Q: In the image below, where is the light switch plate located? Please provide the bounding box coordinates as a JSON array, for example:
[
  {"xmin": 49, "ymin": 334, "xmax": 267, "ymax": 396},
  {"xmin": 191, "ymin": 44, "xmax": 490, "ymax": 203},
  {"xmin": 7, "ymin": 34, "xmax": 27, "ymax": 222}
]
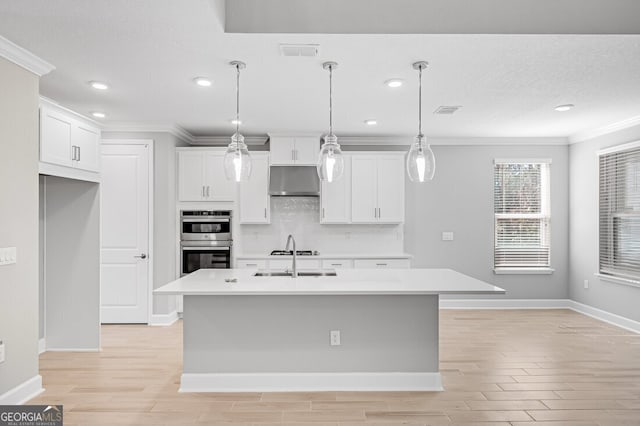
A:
[
  {"xmin": 442, "ymin": 232, "xmax": 454, "ymax": 241},
  {"xmin": 0, "ymin": 247, "xmax": 17, "ymax": 266}
]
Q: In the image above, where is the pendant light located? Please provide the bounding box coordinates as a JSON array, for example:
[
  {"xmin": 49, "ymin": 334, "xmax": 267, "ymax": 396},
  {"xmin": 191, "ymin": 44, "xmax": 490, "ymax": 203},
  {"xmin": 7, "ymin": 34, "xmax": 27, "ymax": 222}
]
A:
[
  {"xmin": 223, "ymin": 60, "xmax": 251, "ymax": 182},
  {"xmin": 317, "ymin": 61, "xmax": 344, "ymax": 183},
  {"xmin": 406, "ymin": 61, "xmax": 435, "ymax": 182}
]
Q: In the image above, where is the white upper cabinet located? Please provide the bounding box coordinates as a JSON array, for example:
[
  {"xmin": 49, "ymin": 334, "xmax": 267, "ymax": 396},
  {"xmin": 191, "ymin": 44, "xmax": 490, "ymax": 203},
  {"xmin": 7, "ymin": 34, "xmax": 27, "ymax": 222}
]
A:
[
  {"xmin": 178, "ymin": 151, "xmax": 206, "ymax": 201},
  {"xmin": 177, "ymin": 149, "xmax": 236, "ymax": 202},
  {"xmin": 239, "ymin": 152, "xmax": 270, "ymax": 224},
  {"xmin": 269, "ymin": 135, "xmax": 319, "ymax": 165},
  {"xmin": 40, "ymin": 103, "xmax": 101, "ymax": 173},
  {"xmin": 351, "ymin": 153, "xmax": 405, "ymax": 224},
  {"xmin": 376, "ymin": 156, "xmax": 405, "ymax": 223},
  {"xmin": 351, "ymin": 155, "xmax": 379, "ymax": 223},
  {"xmin": 204, "ymin": 152, "xmax": 236, "ymax": 201},
  {"xmin": 321, "ymin": 155, "xmax": 352, "ymax": 223}
]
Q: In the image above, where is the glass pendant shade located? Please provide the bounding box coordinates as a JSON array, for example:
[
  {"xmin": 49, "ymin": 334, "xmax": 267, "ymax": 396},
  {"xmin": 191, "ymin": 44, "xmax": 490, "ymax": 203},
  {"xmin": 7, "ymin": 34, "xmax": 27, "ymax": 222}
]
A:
[
  {"xmin": 317, "ymin": 134, "xmax": 344, "ymax": 183},
  {"xmin": 406, "ymin": 135, "xmax": 435, "ymax": 182},
  {"xmin": 224, "ymin": 133, "xmax": 251, "ymax": 182}
]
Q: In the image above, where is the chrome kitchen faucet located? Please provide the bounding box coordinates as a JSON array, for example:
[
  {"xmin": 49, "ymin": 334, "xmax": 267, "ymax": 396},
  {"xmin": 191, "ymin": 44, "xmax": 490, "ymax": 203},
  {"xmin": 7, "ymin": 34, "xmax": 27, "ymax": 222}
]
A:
[{"xmin": 285, "ymin": 234, "xmax": 297, "ymax": 278}]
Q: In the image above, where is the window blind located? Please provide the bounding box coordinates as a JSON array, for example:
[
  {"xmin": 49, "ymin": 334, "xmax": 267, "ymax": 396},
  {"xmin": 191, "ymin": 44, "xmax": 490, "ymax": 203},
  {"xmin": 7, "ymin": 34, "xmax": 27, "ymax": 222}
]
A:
[
  {"xmin": 599, "ymin": 143, "xmax": 640, "ymax": 281},
  {"xmin": 494, "ymin": 161, "xmax": 550, "ymax": 269}
]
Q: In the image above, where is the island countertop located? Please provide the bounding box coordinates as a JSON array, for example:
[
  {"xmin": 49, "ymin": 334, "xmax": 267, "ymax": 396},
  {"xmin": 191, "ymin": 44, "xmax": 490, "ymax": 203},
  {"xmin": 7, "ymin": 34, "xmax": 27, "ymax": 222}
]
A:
[{"xmin": 154, "ymin": 268, "xmax": 505, "ymax": 296}]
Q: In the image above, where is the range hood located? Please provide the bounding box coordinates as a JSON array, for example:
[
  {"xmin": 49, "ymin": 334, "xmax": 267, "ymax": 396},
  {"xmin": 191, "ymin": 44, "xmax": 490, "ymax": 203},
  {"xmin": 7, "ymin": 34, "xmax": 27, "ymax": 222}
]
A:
[{"xmin": 269, "ymin": 166, "xmax": 319, "ymax": 197}]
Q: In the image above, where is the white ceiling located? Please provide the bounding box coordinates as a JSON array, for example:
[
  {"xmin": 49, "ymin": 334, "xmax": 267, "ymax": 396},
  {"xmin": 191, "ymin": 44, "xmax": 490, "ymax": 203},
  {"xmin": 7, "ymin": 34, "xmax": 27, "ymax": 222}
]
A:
[{"xmin": 1, "ymin": 0, "xmax": 640, "ymax": 141}]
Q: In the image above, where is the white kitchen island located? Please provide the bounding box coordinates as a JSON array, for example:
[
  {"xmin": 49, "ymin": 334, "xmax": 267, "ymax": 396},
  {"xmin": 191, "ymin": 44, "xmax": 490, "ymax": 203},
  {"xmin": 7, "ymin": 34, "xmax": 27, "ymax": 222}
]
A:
[{"xmin": 155, "ymin": 268, "xmax": 504, "ymax": 393}]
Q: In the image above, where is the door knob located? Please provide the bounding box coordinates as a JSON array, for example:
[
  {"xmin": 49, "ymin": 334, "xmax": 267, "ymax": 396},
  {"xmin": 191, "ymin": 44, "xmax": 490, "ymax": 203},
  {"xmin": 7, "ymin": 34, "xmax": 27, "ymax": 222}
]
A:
[{"xmin": 134, "ymin": 253, "xmax": 147, "ymax": 259}]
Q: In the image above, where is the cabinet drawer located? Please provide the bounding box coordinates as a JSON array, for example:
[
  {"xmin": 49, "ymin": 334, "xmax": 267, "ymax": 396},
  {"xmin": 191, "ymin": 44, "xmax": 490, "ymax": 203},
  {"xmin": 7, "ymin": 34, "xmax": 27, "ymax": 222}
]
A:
[
  {"xmin": 236, "ymin": 259, "xmax": 267, "ymax": 269},
  {"xmin": 353, "ymin": 258, "xmax": 410, "ymax": 269},
  {"xmin": 268, "ymin": 259, "xmax": 321, "ymax": 270},
  {"xmin": 322, "ymin": 259, "xmax": 353, "ymax": 269}
]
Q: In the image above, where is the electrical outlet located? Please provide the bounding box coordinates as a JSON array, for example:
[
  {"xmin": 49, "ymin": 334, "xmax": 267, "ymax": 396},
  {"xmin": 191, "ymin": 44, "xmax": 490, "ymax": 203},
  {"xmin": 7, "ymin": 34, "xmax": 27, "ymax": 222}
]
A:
[
  {"xmin": 330, "ymin": 330, "xmax": 341, "ymax": 346},
  {"xmin": 0, "ymin": 340, "xmax": 5, "ymax": 364},
  {"xmin": 0, "ymin": 247, "xmax": 17, "ymax": 266},
  {"xmin": 584, "ymin": 279, "xmax": 589, "ymax": 289},
  {"xmin": 442, "ymin": 232, "xmax": 454, "ymax": 241}
]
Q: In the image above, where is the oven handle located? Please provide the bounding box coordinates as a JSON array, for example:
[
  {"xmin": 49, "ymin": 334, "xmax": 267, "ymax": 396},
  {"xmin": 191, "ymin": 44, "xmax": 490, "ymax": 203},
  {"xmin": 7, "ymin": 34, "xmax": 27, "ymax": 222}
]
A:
[
  {"xmin": 182, "ymin": 218, "xmax": 230, "ymax": 223},
  {"xmin": 181, "ymin": 246, "xmax": 231, "ymax": 251}
]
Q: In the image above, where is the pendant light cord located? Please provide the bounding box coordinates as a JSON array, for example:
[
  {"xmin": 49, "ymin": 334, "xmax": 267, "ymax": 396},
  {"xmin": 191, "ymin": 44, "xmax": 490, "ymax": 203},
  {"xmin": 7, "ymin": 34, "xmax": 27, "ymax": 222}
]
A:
[
  {"xmin": 418, "ymin": 65, "xmax": 423, "ymax": 138},
  {"xmin": 329, "ymin": 65, "xmax": 333, "ymax": 136},
  {"xmin": 235, "ymin": 63, "xmax": 240, "ymax": 136}
]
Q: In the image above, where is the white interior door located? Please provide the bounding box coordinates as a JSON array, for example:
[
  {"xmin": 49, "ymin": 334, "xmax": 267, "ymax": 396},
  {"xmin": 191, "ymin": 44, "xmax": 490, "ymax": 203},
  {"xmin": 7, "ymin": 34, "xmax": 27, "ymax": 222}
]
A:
[{"xmin": 100, "ymin": 143, "xmax": 150, "ymax": 323}]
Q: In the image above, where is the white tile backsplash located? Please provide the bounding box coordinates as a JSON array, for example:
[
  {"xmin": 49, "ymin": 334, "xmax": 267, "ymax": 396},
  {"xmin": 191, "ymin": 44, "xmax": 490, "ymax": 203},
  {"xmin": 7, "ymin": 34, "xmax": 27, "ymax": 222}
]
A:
[{"xmin": 238, "ymin": 197, "xmax": 403, "ymax": 255}]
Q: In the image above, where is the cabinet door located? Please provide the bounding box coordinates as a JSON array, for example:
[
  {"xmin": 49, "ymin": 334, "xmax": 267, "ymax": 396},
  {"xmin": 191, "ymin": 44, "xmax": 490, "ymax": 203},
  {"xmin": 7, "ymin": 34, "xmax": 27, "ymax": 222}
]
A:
[
  {"xmin": 376, "ymin": 156, "xmax": 405, "ymax": 223},
  {"xmin": 239, "ymin": 154, "xmax": 270, "ymax": 224},
  {"xmin": 40, "ymin": 106, "xmax": 73, "ymax": 167},
  {"xmin": 178, "ymin": 151, "xmax": 205, "ymax": 201},
  {"xmin": 353, "ymin": 258, "xmax": 410, "ymax": 269},
  {"xmin": 269, "ymin": 137, "xmax": 295, "ymax": 165},
  {"xmin": 204, "ymin": 152, "xmax": 236, "ymax": 201},
  {"xmin": 294, "ymin": 137, "xmax": 319, "ymax": 165},
  {"xmin": 351, "ymin": 156, "xmax": 378, "ymax": 223},
  {"xmin": 321, "ymin": 155, "xmax": 351, "ymax": 223},
  {"xmin": 73, "ymin": 123, "xmax": 101, "ymax": 172}
]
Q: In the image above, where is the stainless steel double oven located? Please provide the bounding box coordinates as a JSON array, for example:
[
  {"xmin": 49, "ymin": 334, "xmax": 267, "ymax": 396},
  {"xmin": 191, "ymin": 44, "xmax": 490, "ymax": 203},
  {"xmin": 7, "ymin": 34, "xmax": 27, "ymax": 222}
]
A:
[{"xmin": 180, "ymin": 210, "xmax": 232, "ymax": 276}]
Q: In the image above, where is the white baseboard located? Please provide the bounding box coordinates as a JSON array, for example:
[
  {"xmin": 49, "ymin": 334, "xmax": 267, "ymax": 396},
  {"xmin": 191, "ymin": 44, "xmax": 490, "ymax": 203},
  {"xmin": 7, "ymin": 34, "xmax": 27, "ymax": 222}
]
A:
[
  {"xmin": 149, "ymin": 310, "xmax": 179, "ymax": 326},
  {"xmin": 568, "ymin": 300, "xmax": 640, "ymax": 334},
  {"xmin": 38, "ymin": 338, "xmax": 46, "ymax": 354},
  {"xmin": 440, "ymin": 298, "xmax": 640, "ymax": 334},
  {"xmin": 0, "ymin": 375, "xmax": 44, "ymax": 405},
  {"xmin": 440, "ymin": 298, "xmax": 571, "ymax": 309},
  {"xmin": 180, "ymin": 372, "xmax": 443, "ymax": 393}
]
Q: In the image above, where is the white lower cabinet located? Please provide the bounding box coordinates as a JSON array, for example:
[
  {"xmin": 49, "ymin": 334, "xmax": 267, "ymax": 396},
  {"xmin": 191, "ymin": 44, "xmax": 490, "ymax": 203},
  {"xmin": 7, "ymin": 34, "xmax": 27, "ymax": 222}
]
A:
[
  {"xmin": 236, "ymin": 259, "xmax": 267, "ymax": 269},
  {"xmin": 353, "ymin": 258, "xmax": 411, "ymax": 269},
  {"xmin": 322, "ymin": 259, "xmax": 353, "ymax": 269},
  {"xmin": 268, "ymin": 259, "xmax": 321, "ymax": 270}
]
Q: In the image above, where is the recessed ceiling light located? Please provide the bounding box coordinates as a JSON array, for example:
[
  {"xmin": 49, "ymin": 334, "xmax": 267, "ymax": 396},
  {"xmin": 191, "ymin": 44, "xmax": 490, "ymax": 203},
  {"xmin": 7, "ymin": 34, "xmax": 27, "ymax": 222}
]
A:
[
  {"xmin": 385, "ymin": 79, "xmax": 404, "ymax": 88},
  {"xmin": 554, "ymin": 104, "xmax": 574, "ymax": 112},
  {"xmin": 230, "ymin": 119, "xmax": 242, "ymax": 125},
  {"xmin": 91, "ymin": 112, "xmax": 106, "ymax": 118},
  {"xmin": 194, "ymin": 77, "xmax": 212, "ymax": 87},
  {"xmin": 364, "ymin": 119, "xmax": 378, "ymax": 125},
  {"xmin": 89, "ymin": 81, "xmax": 109, "ymax": 90}
]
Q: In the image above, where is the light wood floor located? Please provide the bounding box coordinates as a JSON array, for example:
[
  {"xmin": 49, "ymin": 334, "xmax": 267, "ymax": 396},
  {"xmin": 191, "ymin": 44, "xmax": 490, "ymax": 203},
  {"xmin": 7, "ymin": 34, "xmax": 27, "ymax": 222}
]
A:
[{"xmin": 30, "ymin": 309, "xmax": 640, "ymax": 425}]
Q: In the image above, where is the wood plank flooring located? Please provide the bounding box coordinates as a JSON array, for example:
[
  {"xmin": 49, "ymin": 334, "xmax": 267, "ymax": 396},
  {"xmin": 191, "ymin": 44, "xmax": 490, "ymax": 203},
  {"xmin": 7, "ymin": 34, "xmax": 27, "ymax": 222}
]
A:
[{"xmin": 29, "ymin": 309, "xmax": 640, "ymax": 425}]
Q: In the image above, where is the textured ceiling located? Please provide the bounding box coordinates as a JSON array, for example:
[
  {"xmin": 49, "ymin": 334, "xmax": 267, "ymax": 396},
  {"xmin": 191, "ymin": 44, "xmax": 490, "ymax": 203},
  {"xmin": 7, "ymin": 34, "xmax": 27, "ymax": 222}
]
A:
[{"xmin": 1, "ymin": 0, "xmax": 639, "ymax": 140}]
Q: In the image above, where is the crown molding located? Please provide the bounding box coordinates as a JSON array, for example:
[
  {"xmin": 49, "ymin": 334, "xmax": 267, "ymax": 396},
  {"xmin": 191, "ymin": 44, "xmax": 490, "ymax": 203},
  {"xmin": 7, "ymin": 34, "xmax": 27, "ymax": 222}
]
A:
[
  {"xmin": 0, "ymin": 35, "xmax": 55, "ymax": 77},
  {"xmin": 191, "ymin": 135, "xmax": 269, "ymax": 146},
  {"xmin": 39, "ymin": 96, "xmax": 102, "ymax": 127},
  {"xmin": 102, "ymin": 122, "xmax": 194, "ymax": 144},
  {"xmin": 337, "ymin": 136, "xmax": 569, "ymax": 146},
  {"xmin": 569, "ymin": 115, "xmax": 640, "ymax": 144}
]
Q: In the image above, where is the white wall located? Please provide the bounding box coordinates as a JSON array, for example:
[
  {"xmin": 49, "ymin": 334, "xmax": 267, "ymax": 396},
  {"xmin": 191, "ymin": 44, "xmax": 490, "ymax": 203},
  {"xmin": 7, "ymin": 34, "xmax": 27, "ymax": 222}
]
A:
[
  {"xmin": 102, "ymin": 131, "xmax": 188, "ymax": 316},
  {"xmin": 405, "ymin": 144, "xmax": 570, "ymax": 299},
  {"xmin": 569, "ymin": 125, "xmax": 640, "ymax": 322},
  {"xmin": 0, "ymin": 57, "xmax": 40, "ymax": 395},
  {"xmin": 239, "ymin": 197, "xmax": 404, "ymax": 255},
  {"xmin": 43, "ymin": 176, "xmax": 100, "ymax": 350}
]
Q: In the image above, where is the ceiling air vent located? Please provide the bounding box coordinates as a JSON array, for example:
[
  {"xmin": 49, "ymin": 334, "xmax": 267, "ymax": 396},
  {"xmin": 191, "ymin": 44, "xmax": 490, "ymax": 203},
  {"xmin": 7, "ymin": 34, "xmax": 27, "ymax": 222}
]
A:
[
  {"xmin": 434, "ymin": 106, "xmax": 462, "ymax": 115},
  {"xmin": 279, "ymin": 43, "xmax": 320, "ymax": 57}
]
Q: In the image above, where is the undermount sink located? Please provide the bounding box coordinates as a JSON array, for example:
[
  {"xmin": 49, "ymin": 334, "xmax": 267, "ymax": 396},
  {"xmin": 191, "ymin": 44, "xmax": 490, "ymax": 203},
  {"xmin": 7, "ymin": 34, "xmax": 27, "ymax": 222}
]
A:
[{"xmin": 253, "ymin": 269, "xmax": 337, "ymax": 277}]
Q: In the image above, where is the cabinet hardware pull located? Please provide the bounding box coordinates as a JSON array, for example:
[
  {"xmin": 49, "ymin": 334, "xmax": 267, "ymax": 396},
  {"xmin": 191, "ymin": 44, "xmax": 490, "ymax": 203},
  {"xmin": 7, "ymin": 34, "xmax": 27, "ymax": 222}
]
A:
[
  {"xmin": 376, "ymin": 263, "xmax": 387, "ymax": 266},
  {"xmin": 322, "ymin": 207, "xmax": 325, "ymax": 218},
  {"xmin": 264, "ymin": 208, "xmax": 267, "ymax": 218},
  {"xmin": 134, "ymin": 253, "xmax": 147, "ymax": 259},
  {"xmin": 331, "ymin": 263, "xmax": 341, "ymax": 266},
  {"xmin": 206, "ymin": 186, "xmax": 210, "ymax": 197},
  {"xmin": 77, "ymin": 146, "xmax": 81, "ymax": 161},
  {"xmin": 291, "ymin": 150, "xmax": 294, "ymax": 161},
  {"xmin": 202, "ymin": 186, "xmax": 205, "ymax": 197}
]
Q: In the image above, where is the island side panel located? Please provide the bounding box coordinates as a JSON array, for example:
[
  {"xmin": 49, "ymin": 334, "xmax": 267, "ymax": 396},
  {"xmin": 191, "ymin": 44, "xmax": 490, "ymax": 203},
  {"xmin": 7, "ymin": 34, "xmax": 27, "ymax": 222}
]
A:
[{"xmin": 183, "ymin": 294, "xmax": 439, "ymax": 374}]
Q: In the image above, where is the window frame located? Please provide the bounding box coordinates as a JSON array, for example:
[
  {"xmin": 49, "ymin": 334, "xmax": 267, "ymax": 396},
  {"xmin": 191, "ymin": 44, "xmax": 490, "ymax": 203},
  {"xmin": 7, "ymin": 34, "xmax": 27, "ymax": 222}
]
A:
[
  {"xmin": 596, "ymin": 140, "xmax": 640, "ymax": 287},
  {"xmin": 493, "ymin": 158, "xmax": 554, "ymax": 275}
]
